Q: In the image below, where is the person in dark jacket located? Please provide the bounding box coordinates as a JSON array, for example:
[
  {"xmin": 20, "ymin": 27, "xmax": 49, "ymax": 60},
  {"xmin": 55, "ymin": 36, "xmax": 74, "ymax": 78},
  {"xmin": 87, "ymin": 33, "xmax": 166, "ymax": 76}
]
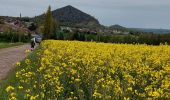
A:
[{"xmin": 31, "ymin": 37, "xmax": 36, "ymax": 51}]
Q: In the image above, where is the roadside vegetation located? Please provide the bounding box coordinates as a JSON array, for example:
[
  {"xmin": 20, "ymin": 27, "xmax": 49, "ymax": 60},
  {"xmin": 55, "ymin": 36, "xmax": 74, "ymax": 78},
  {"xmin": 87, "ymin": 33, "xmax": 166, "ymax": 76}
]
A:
[
  {"xmin": 0, "ymin": 48, "xmax": 38, "ymax": 100},
  {"xmin": 0, "ymin": 42, "xmax": 24, "ymax": 49},
  {"xmin": 0, "ymin": 32, "xmax": 31, "ymax": 43}
]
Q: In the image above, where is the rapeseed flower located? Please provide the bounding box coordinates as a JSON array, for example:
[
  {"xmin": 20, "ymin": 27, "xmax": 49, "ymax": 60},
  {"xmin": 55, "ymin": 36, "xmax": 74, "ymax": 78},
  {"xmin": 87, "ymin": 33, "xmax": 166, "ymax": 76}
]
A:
[{"xmin": 5, "ymin": 40, "xmax": 170, "ymax": 99}]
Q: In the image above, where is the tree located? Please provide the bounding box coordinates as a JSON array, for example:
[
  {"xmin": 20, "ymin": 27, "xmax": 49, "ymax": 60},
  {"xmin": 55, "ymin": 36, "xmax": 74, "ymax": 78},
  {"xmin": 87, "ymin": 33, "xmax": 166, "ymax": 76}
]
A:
[
  {"xmin": 79, "ymin": 33, "xmax": 85, "ymax": 41},
  {"xmin": 73, "ymin": 33, "xmax": 79, "ymax": 40},
  {"xmin": 43, "ymin": 6, "xmax": 57, "ymax": 40},
  {"xmin": 28, "ymin": 23, "xmax": 37, "ymax": 31},
  {"xmin": 58, "ymin": 32, "xmax": 64, "ymax": 40}
]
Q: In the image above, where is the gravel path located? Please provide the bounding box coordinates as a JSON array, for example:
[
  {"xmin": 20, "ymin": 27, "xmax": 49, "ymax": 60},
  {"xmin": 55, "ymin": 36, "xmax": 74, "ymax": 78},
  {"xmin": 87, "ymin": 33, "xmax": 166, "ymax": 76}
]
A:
[{"xmin": 0, "ymin": 44, "xmax": 30, "ymax": 81}]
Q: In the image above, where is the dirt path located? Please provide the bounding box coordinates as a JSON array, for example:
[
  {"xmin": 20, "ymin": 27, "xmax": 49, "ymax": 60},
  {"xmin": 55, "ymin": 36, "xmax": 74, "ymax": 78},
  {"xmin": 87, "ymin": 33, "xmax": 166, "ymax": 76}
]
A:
[{"xmin": 0, "ymin": 44, "xmax": 30, "ymax": 81}]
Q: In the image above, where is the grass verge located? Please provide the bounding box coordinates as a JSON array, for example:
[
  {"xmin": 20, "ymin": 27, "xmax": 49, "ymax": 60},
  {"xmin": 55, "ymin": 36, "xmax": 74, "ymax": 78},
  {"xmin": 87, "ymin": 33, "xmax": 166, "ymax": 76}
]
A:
[
  {"xmin": 0, "ymin": 48, "xmax": 39, "ymax": 99},
  {"xmin": 0, "ymin": 42, "xmax": 25, "ymax": 49}
]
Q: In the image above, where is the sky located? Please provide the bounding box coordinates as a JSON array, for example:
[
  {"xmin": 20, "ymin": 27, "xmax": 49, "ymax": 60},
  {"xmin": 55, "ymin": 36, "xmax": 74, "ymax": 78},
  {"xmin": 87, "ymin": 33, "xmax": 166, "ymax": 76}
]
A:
[{"xmin": 0, "ymin": 0, "xmax": 170, "ymax": 29}]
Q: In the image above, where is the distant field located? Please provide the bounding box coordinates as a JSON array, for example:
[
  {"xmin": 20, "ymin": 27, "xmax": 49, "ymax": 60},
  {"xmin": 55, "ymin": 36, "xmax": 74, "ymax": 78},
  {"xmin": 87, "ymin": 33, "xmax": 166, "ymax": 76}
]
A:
[
  {"xmin": 0, "ymin": 43, "xmax": 24, "ymax": 49},
  {"xmin": 0, "ymin": 40, "xmax": 170, "ymax": 99}
]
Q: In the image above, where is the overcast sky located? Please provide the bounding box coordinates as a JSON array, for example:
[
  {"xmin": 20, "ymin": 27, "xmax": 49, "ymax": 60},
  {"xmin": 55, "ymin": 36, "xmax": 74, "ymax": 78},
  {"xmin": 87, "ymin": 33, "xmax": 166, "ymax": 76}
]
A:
[{"xmin": 0, "ymin": 0, "xmax": 170, "ymax": 29}]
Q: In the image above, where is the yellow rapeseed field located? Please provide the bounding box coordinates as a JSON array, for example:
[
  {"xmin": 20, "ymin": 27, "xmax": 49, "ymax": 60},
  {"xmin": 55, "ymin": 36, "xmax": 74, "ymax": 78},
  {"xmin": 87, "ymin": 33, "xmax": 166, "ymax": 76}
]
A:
[{"xmin": 5, "ymin": 40, "xmax": 170, "ymax": 99}]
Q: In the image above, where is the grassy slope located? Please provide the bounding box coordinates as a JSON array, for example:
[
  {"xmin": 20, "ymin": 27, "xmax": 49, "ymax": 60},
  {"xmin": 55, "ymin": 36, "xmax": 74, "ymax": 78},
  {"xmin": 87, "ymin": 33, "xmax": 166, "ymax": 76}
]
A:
[{"xmin": 0, "ymin": 43, "xmax": 24, "ymax": 49}]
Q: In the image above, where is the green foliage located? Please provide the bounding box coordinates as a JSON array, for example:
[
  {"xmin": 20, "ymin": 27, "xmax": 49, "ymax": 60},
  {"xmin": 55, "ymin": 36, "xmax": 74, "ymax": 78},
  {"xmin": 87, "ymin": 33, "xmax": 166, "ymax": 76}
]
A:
[
  {"xmin": 20, "ymin": 17, "xmax": 30, "ymax": 22},
  {"xmin": 53, "ymin": 31, "xmax": 170, "ymax": 45},
  {"xmin": 0, "ymin": 43, "xmax": 24, "ymax": 49},
  {"xmin": 0, "ymin": 49, "xmax": 39, "ymax": 99},
  {"xmin": 0, "ymin": 20, "xmax": 4, "ymax": 24},
  {"xmin": 0, "ymin": 32, "xmax": 31, "ymax": 43},
  {"xmin": 28, "ymin": 23, "xmax": 37, "ymax": 31},
  {"xmin": 43, "ymin": 6, "xmax": 57, "ymax": 40}
]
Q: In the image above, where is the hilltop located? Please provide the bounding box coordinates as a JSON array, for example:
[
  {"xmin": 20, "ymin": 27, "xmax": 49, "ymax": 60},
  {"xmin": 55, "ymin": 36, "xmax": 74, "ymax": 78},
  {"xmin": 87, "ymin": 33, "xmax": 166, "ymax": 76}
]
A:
[{"xmin": 36, "ymin": 5, "xmax": 100, "ymax": 28}]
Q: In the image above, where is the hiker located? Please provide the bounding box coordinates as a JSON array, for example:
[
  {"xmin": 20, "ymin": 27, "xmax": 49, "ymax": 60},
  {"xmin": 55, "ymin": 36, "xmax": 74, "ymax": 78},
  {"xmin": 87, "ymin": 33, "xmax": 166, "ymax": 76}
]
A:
[{"xmin": 31, "ymin": 37, "xmax": 36, "ymax": 51}]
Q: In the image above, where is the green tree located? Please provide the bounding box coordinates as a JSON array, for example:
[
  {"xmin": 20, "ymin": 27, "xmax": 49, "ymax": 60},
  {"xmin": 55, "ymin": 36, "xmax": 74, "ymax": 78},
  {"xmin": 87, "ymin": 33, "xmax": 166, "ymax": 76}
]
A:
[
  {"xmin": 79, "ymin": 33, "xmax": 85, "ymax": 41},
  {"xmin": 43, "ymin": 6, "xmax": 57, "ymax": 40},
  {"xmin": 73, "ymin": 33, "xmax": 79, "ymax": 40}
]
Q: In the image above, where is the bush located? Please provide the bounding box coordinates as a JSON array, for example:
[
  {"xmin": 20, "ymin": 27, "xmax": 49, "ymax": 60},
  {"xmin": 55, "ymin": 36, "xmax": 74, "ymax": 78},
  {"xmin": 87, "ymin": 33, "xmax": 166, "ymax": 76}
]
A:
[
  {"xmin": 0, "ymin": 32, "xmax": 31, "ymax": 43},
  {"xmin": 0, "ymin": 19, "xmax": 4, "ymax": 24},
  {"xmin": 53, "ymin": 31, "xmax": 170, "ymax": 45}
]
